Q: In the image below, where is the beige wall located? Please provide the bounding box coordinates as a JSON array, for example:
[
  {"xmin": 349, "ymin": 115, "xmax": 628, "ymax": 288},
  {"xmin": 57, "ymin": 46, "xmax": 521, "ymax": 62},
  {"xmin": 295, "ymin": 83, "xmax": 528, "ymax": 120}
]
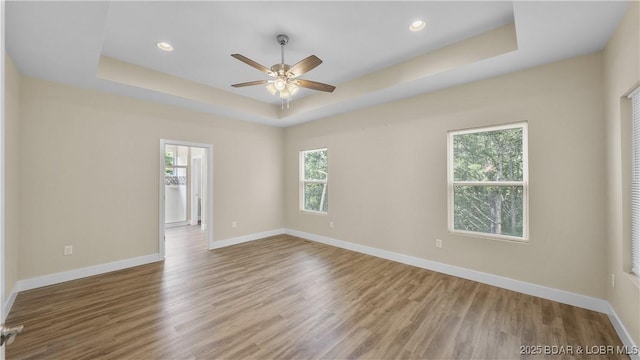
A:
[
  {"xmin": 18, "ymin": 77, "xmax": 284, "ymax": 279},
  {"xmin": 5, "ymin": 54, "xmax": 20, "ymax": 298},
  {"xmin": 604, "ymin": 1, "xmax": 640, "ymax": 346},
  {"xmin": 285, "ymin": 53, "xmax": 607, "ymax": 299}
]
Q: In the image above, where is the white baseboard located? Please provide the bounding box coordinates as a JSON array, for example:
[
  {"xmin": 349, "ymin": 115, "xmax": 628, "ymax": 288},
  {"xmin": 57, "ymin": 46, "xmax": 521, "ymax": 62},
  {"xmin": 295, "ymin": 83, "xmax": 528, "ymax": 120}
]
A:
[
  {"xmin": 14, "ymin": 253, "xmax": 164, "ymax": 294},
  {"xmin": 284, "ymin": 228, "xmax": 640, "ymax": 352},
  {"xmin": 607, "ymin": 304, "xmax": 640, "ymax": 360},
  {"xmin": 3, "ymin": 287, "xmax": 18, "ymax": 322},
  {"xmin": 210, "ymin": 228, "xmax": 285, "ymax": 249},
  {"xmin": 285, "ymin": 229, "xmax": 610, "ymax": 314}
]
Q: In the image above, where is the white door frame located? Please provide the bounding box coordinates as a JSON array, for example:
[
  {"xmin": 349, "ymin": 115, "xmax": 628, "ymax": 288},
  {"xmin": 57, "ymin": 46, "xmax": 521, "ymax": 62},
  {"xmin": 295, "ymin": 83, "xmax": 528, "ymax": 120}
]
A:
[
  {"xmin": 159, "ymin": 140, "xmax": 214, "ymax": 257},
  {"xmin": 190, "ymin": 156, "xmax": 202, "ymax": 226},
  {"xmin": 1, "ymin": 0, "xmax": 7, "ymax": 358},
  {"xmin": 1, "ymin": 0, "xmax": 7, "ymax": 357}
]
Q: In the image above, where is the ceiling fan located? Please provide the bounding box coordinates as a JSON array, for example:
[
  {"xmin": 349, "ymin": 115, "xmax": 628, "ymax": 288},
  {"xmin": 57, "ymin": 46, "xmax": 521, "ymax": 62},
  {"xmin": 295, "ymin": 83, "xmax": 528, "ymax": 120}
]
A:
[{"xmin": 231, "ymin": 34, "xmax": 336, "ymax": 107}]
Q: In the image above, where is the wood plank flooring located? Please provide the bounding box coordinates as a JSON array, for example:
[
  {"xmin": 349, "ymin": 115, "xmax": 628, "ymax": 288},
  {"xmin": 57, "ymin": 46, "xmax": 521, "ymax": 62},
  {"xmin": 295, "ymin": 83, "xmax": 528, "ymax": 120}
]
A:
[{"xmin": 6, "ymin": 226, "xmax": 626, "ymax": 359}]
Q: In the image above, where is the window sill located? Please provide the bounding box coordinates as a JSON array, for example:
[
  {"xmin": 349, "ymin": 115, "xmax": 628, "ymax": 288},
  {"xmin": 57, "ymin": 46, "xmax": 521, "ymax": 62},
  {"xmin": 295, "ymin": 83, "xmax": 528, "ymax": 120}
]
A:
[
  {"xmin": 300, "ymin": 210, "xmax": 328, "ymax": 216},
  {"xmin": 449, "ymin": 229, "xmax": 529, "ymax": 243}
]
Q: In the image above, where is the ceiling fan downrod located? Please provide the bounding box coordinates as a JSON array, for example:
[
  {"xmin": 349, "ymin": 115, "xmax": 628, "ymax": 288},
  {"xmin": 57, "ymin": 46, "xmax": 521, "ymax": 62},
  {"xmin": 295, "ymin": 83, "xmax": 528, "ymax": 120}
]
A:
[
  {"xmin": 276, "ymin": 34, "xmax": 290, "ymax": 109},
  {"xmin": 277, "ymin": 34, "xmax": 289, "ymax": 66}
]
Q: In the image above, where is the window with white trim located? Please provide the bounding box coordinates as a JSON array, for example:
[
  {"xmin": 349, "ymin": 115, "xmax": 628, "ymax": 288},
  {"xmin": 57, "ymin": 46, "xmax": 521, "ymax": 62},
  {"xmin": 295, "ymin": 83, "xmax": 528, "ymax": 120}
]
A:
[
  {"xmin": 448, "ymin": 122, "xmax": 528, "ymax": 241},
  {"xmin": 630, "ymin": 87, "xmax": 640, "ymax": 276},
  {"xmin": 300, "ymin": 148, "xmax": 328, "ymax": 214}
]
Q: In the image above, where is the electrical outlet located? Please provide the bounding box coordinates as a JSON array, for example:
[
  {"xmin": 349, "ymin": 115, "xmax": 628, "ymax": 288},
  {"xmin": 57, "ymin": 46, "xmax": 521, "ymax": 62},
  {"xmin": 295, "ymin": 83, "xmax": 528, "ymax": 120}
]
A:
[
  {"xmin": 611, "ymin": 273, "xmax": 615, "ymax": 288},
  {"xmin": 435, "ymin": 239, "xmax": 442, "ymax": 248},
  {"xmin": 64, "ymin": 245, "xmax": 73, "ymax": 256},
  {"xmin": 231, "ymin": 221, "xmax": 237, "ymax": 228},
  {"xmin": 329, "ymin": 221, "xmax": 334, "ymax": 228}
]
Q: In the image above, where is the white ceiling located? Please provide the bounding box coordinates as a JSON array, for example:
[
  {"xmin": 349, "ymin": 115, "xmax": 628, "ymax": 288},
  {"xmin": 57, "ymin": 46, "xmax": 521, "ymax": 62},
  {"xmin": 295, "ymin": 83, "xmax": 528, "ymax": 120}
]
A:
[{"xmin": 5, "ymin": 1, "xmax": 629, "ymax": 127}]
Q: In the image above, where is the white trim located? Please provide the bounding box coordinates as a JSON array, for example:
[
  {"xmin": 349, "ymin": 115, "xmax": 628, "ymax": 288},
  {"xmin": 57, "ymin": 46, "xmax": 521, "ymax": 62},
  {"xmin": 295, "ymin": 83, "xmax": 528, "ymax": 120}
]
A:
[
  {"xmin": 299, "ymin": 148, "xmax": 328, "ymax": 214},
  {"xmin": 210, "ymin": 228, "xmax": 285, "ymax": 249},
  {"xmin": 165, "ymin": 221, "xmax": 189, "ymax": 228},
  {"xmin": 607, "ymin": 304, "xmax": 640, "ymax": 360},
  {"xmin": 447, "ymin": 121, "xmax": 529, "ymax": 241},
  {"xmin": 1, "ymin": 2, "xmax": 6, "ymax": 349},
  {"xmin": 158, "ymin": 140, "xmax": 166, "ymax": 257},
  {"xmin": 13, "ymin": 253, "xmax": 163, "ymax": 293},
  {"xmin": 2, "ymin": 287, "xmax": 16, "ymax": 323},
  {"xmin": 190, "ymin": 156, "xmax": 203, "ymax": 226},
  {"xmin": 452, "ymin": 181, "xmax": 525, "ymax": 187},
  {"xmin": 285, "ymin": 229, "xmax": 609, "ymax": 313},
  {"xmin": 286, "ymin": 229, "xmax": 639, "ymax": 352}
]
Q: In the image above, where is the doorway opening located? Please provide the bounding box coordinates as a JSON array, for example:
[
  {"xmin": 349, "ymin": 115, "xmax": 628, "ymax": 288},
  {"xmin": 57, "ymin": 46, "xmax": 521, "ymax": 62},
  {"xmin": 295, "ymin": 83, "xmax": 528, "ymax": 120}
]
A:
[{"xmin": 159, "ymin": 140, "xmax": 213, "ymax": 257}]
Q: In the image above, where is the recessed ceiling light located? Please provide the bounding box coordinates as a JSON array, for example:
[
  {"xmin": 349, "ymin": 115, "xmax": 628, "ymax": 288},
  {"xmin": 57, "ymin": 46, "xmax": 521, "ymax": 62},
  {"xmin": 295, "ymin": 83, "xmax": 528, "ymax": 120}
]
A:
[
  {"xmin": 156, "ymin": 42, "xmax": 174, "ymax": 52},
  {"xmin": 409, "ymin": 20, "xmax": 426, "ymax": 32}
]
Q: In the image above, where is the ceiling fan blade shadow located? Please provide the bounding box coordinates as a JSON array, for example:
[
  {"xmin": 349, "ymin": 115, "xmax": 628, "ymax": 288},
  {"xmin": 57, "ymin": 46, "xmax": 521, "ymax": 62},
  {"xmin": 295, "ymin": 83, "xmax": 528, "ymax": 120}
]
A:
[
  {"xmin": 231, "ymin": 54, "xmax": 273, "ymax": 76},
  {"xmin": 287, "ymin": 55, "xmax": 322, "ymax": 78},
  {"xmin": 296, "ymin": 79, "xmax": 336, "ymax": 92},
  {"xmin": 231, "ymin": 80, "xmax": 269, "ymax": 87}
]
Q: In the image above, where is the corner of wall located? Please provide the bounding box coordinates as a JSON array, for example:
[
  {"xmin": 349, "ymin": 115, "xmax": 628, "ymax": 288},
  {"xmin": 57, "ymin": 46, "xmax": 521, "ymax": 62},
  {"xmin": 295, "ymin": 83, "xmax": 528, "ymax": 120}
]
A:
[
  {"xmin": 603, "ymin": 0, "xmax": 640, "ymax": 347},
  {"xmin": 4, "ymin": 52, "xmax": 21, "ymax": 316}
]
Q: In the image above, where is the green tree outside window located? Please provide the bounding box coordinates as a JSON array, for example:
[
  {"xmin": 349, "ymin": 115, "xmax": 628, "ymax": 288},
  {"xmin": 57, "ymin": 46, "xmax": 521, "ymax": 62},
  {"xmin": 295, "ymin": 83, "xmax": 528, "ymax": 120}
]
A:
[
  {"xmin": 448, "ymin": 123, "xmax": 528, "ymax": 240},
  {"xmin": 301, "ymin": 149, "xmax": 328, "ymax": 213}
]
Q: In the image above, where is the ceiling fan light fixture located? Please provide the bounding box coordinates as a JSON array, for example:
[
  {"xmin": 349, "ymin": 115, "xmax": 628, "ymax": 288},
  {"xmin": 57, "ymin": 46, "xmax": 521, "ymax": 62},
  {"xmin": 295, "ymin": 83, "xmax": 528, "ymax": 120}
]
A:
[
  {"xmin": 266, "ymin": 81, "xmax": 298, "ymax": 99},
  {"xmin": 409, "ymin": 20, "xmax": 426, "ymax": 32},
  {"xmin": 274, "ymin": 78, "xmax": 287, "ymax": 91},
  {"xmin": 286, "ymin": 83, "xmax": 299, "ymax": 96},
  {"xmin": 266, "ymin": 83, "xmax": 278, "ymax": 96}
]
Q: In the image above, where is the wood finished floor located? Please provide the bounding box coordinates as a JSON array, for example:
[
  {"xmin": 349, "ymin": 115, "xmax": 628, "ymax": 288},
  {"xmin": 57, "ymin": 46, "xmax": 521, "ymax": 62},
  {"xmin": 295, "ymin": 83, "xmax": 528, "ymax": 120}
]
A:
[{"xmin": 6, "ymin": 226, "xmax": 626, "ymax": 359}]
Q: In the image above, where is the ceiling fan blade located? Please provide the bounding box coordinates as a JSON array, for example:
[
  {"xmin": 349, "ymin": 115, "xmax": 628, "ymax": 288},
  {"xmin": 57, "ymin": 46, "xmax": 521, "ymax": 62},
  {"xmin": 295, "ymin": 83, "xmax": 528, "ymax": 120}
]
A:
[
  {"xmin": 296, "ymin": 79, "xmax": 336, "ymax": 92},
  {"xmin": 231, "ymin": 80, "xmax": 269, "ymax": 88},
  {"xmin": 287, "ymin": 55, "xmax": 322, "ymax": 78},
  {"xmin": 231, "ymin": 54, "xmax": 273, "ymax": 76}
]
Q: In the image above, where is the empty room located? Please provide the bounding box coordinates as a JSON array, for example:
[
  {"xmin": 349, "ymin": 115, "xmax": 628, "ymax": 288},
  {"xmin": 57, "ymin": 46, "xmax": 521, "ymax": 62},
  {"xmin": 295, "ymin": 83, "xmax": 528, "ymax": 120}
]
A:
[{"xmin": 1, "ymin": 1, "xmax": 639, "ymax": 359}]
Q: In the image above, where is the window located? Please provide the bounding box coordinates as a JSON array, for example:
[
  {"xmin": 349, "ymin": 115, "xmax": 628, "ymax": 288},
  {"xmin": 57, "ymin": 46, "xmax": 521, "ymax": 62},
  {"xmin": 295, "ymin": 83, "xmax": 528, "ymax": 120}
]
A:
[
  {"xmin": 300, "ymin": 148, "xmax": 328, "ymax": 214},
  {"xmin": 448, "ymin": 122, "xmax": 528, "ymax": 241},
  {"xmin": 630, "ymin": 87, "xmax": 640, "ymax": 276},
  {"xmin": 165, "ymin": 146, "xmax": 188, "ymax": 185}
]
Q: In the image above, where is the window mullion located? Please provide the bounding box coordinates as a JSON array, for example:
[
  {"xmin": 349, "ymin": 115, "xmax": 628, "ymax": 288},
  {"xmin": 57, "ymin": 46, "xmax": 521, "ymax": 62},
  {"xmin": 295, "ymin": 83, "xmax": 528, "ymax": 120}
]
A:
[{"xmin": 452, "ymin": 181, "xmax": 524, "ymax": 187}]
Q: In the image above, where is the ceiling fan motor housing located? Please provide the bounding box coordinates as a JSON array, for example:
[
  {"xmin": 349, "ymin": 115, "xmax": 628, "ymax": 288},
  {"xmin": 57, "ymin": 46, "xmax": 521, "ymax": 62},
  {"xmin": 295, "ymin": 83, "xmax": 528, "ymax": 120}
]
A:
[{"xmin": 271, "ymin": 64, "xmax": 291, "ymax": 76}]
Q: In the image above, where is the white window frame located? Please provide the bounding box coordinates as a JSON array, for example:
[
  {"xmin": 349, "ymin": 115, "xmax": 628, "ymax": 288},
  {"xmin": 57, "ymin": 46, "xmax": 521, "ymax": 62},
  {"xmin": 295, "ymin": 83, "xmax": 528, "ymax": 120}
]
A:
[
  {"xmin": 447, "ymin": 122, "xmax": 529, "ymax": 242},
  {"xmin": 300, "ymin": 148, "xmax": 328, "ymax": 215},
  {"xmin": 630, "ymin": 87, "xmax": 640, "ymax": 276}
]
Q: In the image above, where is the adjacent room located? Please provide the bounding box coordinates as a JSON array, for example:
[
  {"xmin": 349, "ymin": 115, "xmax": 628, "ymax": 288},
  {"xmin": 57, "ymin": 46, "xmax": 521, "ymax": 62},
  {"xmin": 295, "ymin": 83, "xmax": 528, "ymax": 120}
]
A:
[{"xmin": 1, "ymin": 1, "xmax": 639, "ymax": 359}]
